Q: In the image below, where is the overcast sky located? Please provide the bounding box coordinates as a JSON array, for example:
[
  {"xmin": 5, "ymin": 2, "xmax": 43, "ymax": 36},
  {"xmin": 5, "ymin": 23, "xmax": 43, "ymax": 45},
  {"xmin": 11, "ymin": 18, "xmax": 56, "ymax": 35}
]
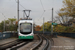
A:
[{"xmin": 0, "ymin": 0, "xmax": 63, "ymax": 25}]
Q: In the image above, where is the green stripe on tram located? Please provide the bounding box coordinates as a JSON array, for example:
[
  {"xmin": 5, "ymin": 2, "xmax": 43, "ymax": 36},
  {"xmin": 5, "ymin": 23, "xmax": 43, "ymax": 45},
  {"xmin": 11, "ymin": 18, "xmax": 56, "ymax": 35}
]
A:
[{"xmin": 19, "ymin": 36, "xmax": 33, "ymax": 39}]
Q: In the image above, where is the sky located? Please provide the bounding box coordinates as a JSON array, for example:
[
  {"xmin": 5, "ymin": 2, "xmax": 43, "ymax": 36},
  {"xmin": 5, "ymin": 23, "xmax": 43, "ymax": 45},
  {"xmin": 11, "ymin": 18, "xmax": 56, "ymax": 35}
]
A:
[{"xmin": 0, "ymin": 0, "xmax": 63, "ymax": 25}]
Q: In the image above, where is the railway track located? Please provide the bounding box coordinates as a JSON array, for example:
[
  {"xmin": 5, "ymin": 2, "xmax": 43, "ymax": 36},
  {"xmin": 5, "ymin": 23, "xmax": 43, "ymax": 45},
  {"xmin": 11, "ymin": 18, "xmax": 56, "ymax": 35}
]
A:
[
  {"xmin": 30, "ymin": 34, "xmax": 50, "ymax": 50},
  {"xmin": 0, "ymin": 39, "xmax": 18, "ymax": 46},
  {"xmin": 30, "ymin": 34, "xmax": 43, "ymax": 50},
  {"xmin": 0, "ymin": 39, "xmax": 30, "ymax": 50},
  {"xmin": 0, "ymin": 34, "xmax": 53, "ymax": 50},
  {"xmin": 43, "ymin": 34, "xmax": 54, "ymax": 50},
  {"xmin": 42, "ymin": 35, "xmax": 49, "ymax": 50},
  {"xmin": 15, "ymin": 34, "xmax": 47, "ymax": 50}
]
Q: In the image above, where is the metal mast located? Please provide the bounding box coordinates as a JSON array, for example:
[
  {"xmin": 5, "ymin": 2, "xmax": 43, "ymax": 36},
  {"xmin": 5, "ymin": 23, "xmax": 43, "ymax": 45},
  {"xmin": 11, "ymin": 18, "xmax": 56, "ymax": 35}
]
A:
[
  {"xmin": 43, "ymin": 17, "xmax": 44, "ymax": 34},
  {"xmin": 51, "ymin": 8, "xmax": 53, "ymax": 34},
  {"xmin": 4, "ymin": 19, "xmax": 5, "ymax": 31},
  {"xmin": 17, "ymin": 0, "xmax": 19, "ymax": 22}
]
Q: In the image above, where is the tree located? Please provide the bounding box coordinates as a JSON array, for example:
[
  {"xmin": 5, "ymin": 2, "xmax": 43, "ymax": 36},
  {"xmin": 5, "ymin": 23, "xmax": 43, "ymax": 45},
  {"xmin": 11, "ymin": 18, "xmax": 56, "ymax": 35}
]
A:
[
  {"xmin": 35, "ymin": 25, "xmax": 41, "ymax": 31},
  {"xmin": 0, "ymin": 18, "xmax": 17, "ymax": 32},
  {"xmin": 57, "ymin": 0, "xmax": 75, "ymax": 25},
  {"xmin": 40, "ymin": 22, "xmax": 51, "ymax": 31},
  {"xmin": 0, "ymin": 21, "xmax": 4, "ymax": 32},
  {"xmin": 60, "ymin": 0, "xmax": 75, "ymax": 18}
]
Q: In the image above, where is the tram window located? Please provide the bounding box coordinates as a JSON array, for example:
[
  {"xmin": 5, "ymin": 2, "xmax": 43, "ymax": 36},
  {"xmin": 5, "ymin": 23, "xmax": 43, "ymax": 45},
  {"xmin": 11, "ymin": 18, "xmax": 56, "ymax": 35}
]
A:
[{"xmin": 20, "ymin": 23, "xmax": 32, "ymax": 33}]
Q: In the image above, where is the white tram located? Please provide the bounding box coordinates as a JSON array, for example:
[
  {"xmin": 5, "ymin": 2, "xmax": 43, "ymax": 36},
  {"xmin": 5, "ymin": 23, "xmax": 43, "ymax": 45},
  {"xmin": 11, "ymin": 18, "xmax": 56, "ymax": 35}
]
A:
[{"xmin": 18, "ymin": 19, "xmax": 34, "ymax": 39}]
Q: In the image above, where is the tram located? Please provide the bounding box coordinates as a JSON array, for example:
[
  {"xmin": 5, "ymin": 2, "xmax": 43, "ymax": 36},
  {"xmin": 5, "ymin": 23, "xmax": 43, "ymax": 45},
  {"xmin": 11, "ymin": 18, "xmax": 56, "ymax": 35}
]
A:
[{"xmin": 18, "ymin": 19, "xmax": 34, "ymax": 39}]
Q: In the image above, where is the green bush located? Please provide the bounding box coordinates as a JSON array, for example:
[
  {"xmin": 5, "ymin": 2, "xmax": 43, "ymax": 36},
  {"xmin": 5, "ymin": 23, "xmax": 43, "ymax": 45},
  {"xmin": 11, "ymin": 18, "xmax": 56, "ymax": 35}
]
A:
[
  {"xmin": 72, "ymin": 29, "xmax": 75, "ymax": 32},
  {"xmin": 64, "ymin": 27, "xmax": 67, "ymax": 31}
]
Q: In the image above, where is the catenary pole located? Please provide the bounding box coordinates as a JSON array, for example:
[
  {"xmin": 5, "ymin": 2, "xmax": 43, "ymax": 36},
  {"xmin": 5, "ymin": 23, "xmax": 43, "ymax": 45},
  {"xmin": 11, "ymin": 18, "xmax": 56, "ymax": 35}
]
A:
[
  {"xmin": 43, "ymin": 17, "xmax": 44, "ymax": 34},
  {"xmin": 51, "ymin": 8, "xmax": 53, "ymax": 34},
  {"xmin": 17, "ymin": 0, "xmax": 19, "ymax": 22}
]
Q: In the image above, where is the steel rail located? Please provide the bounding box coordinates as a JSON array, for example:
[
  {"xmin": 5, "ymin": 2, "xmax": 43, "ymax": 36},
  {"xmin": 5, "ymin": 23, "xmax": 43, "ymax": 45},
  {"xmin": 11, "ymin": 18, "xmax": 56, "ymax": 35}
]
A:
[
  {"xmin": 0, "ymin": 39, "xmax": 18, "ymax": 46},
  {"xmin": 10, "ymin": 41, "xmax": 30, "ymax": 50},
  {"xmin": 47, "ymin": 38, "xmax": 54, "ymax": 50},
  {"xmin": 30, "ymin": 34, "xmax": 43, "ymax": 50},
  {"xmin": 42, "ymin": 34, "xmax": 54, "ymax": 50},
  {"xmin": 0, "ymin": 40, "xmax": 23, "ymax": 50},
  {"xmin": 42, "ymin": 35, "xmax": 49, "ymax": 50}
]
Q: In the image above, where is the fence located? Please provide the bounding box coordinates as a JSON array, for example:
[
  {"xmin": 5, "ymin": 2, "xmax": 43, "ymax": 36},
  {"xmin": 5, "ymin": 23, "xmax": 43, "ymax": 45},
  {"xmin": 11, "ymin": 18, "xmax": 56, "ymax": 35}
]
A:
[
  {"xmin": 58, "ymin": 32, "xmax": 75, "ymax": 38},
  {"xmin": 0, "ymin": 31, "xmax": 18, "ymax": 40},
  {"xmin": 34, "ymin": 31, "xmax": 57, "ymax": 37},
  {"xmin": 1, "ymin": 31, "xmax": 75, "ymax": 40},
  {"xmin": 34, "ymin": 31, "xmax": 56, "ymax": 35},
  {"xmin": 34, "ymin": 31, "xmax": 75, "ymax": 38}
]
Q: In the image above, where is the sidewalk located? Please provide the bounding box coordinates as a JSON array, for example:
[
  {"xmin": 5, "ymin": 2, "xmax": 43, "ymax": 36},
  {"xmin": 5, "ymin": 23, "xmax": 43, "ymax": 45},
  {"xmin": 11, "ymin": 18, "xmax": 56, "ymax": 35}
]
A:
[
  {"xmin": 51, "ymin": 36, "xmax": 75, "ymax": 50},
  {"xmin": 0, "ymin": 38, "xmax": 18, "ymax": 45}
]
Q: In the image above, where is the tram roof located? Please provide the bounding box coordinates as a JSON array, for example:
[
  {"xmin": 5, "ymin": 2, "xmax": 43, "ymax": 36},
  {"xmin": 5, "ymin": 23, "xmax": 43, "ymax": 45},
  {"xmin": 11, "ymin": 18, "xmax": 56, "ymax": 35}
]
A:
[{"xmin": 19, "ymin": 19, "xmax": 33, "ymax": 23}]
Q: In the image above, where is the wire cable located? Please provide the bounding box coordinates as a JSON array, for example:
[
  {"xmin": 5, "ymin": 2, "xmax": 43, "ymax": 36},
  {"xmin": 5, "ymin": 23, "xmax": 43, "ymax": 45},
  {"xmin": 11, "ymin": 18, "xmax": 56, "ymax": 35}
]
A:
[
  {"xmin": 38, "ymin": 10, "xmax": 45, "ymax": 21},
  {"xmin": 41, "ymin": 10, "xmax": 45, "ymax": 18},
  {"xmin": 40, "ymin": 0, "xmax": 45, "ymax": 11},
  {"xmin": 15, "ymin": 0, "xmax": 26, "ymax": 10},
  {"xmin": 19, "ymin": 4, "xmax": 26, "ymax": 10}
]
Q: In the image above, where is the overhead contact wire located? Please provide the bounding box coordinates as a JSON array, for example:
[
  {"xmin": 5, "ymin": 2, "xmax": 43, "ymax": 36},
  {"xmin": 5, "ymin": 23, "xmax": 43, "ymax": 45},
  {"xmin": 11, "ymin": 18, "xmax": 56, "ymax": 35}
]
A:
[
  {"xmin": 40, "ymin": 0, "xmax": 45, "ymax": 11},
  {"xmin": 15, "ymin": 0, "xmax": 26, "ymax": 10},
  {"xmin": 37, "ymin": 0, "xmax": 46, "ymax": 21}
]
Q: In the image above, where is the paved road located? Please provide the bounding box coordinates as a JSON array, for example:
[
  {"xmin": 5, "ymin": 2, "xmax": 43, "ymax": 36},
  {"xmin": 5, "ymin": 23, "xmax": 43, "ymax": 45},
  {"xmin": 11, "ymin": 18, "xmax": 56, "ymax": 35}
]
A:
[{"xmin": 51, "ymin": 36, "xmax": 75, "ymax": 50}]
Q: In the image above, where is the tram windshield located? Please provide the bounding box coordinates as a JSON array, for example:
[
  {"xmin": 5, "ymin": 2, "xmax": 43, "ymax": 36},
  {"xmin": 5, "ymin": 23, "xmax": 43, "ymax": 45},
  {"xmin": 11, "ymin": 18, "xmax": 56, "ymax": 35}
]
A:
[{"xmin": 20, "ymin": 23, "xmax": 32, "ymax": 34}]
